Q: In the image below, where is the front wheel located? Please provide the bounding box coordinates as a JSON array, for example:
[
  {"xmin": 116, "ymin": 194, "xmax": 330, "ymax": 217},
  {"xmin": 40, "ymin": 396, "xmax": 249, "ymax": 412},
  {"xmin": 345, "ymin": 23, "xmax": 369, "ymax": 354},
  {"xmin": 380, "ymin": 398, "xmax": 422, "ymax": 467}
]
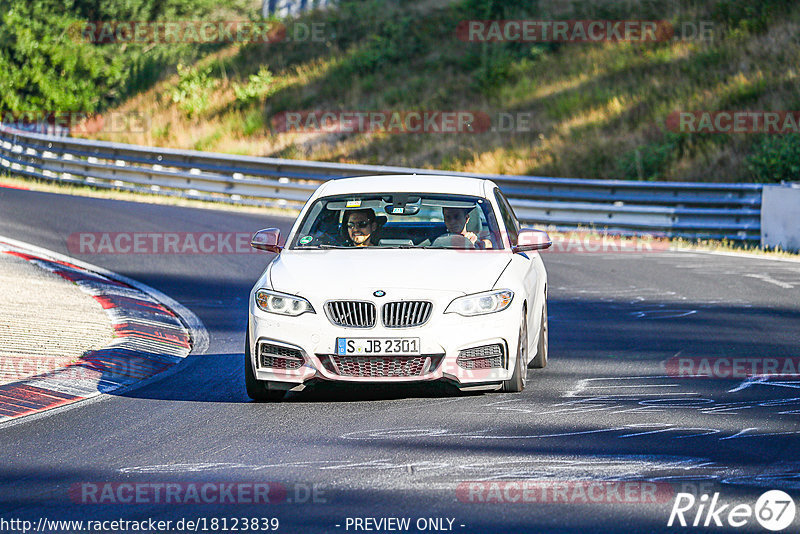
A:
[
  {"xmin": 529, "ymin": 300, "xmax": 548, "ymax": 369},
  {"xmin": 245, "ymin": 327, "xmax": 286, "ymax": 402},
  {"xmin": 502, "ymin": 311, "xmax": 528, "ymax": 393}
]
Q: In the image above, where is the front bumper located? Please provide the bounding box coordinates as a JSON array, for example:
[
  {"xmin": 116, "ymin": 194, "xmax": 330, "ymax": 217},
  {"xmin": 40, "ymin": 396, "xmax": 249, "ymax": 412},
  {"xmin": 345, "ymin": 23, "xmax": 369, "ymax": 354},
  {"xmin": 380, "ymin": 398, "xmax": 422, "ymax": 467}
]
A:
[{"xmin": 247, "ymin": 298, "xmax": 521, "ymax": 388}]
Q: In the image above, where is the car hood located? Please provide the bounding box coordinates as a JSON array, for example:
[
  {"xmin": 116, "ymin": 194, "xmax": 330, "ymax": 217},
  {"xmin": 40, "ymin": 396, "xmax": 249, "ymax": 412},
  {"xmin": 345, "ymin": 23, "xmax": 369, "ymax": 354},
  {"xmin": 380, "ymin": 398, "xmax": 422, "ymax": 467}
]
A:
[{"xmin": 268, "ymin": 249, "xmax": 511, "ymax": 298}]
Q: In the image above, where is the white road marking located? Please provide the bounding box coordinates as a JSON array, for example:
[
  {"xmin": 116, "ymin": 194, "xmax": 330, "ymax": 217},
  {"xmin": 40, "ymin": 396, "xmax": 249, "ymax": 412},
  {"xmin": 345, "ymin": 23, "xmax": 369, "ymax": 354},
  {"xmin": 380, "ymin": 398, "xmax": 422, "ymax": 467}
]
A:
[
  {"xmin": 744, "ymin": 273, "xmax": 794, "ymax": 289},
  {"xmin": 630, "ymin": 309, "xmax": 697, "ymax": 319}
]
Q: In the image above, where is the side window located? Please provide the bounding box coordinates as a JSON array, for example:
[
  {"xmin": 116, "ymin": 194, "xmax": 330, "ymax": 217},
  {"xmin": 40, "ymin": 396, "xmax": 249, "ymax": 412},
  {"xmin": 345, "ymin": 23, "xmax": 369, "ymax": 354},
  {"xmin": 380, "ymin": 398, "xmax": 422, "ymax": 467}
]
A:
[{"xmin": 494, "ymin": 188, "xmax": 519, "ymax": 247}]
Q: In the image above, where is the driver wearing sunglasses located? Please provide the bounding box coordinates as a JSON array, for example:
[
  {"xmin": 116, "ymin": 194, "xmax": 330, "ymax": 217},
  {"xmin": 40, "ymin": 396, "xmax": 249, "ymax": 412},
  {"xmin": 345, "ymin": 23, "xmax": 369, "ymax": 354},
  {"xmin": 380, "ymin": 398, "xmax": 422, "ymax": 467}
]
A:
[{"xmin": 342, "ymin": 208, "xmax": 378, "ymax": 247}]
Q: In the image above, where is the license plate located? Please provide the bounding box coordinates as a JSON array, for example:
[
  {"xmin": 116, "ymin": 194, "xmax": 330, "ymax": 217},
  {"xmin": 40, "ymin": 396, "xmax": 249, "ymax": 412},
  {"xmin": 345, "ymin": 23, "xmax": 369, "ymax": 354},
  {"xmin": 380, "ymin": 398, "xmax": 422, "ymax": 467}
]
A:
[{"xmin": 336, "ymin": 338, "xmax": 420, "ymax": 356}]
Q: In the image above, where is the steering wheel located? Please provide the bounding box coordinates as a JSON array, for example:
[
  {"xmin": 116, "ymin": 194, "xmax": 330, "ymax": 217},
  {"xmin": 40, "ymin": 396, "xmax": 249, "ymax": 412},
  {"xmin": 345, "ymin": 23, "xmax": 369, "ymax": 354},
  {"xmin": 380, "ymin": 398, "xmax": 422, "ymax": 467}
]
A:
[
  {"xmin": 431, "ymin": 233, "xmax": 475, "ymax": 249},
  {"xmin": 309, "ymin": 232, "xmax": 338, "ymax": 246}
]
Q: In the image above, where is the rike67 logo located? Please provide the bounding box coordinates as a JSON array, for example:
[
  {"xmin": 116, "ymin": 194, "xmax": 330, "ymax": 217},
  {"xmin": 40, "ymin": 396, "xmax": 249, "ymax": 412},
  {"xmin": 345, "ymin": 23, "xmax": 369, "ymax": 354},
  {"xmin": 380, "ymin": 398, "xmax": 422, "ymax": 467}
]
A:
[{"xmin": 668, "ymin": 490, "xmax": 796, "ymax": 531}]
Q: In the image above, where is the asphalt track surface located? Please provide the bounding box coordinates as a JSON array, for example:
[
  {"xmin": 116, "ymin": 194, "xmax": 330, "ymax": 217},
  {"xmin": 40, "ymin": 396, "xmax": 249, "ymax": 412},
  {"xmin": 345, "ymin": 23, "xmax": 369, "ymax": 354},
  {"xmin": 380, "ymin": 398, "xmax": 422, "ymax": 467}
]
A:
[{"xmin": 1, "ymin": 186, "xmax": 799, "ymax": 533}]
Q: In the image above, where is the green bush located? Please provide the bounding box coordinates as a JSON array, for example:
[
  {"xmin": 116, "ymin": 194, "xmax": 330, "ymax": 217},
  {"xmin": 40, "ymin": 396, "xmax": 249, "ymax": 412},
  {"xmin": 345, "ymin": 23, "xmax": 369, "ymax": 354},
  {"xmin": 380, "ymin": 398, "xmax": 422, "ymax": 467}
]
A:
[
  {"xmin": 747, "ymin": 135, "xmax": 800, "ymax": 183},
  {"xmin": 0, "ymin": 3, "xmax": 124, "ymax": 113},
  {"xmin": 241, "ymin": 109, "xmax": 264, "ymax": 136},
  {"xmin": 233, "ymin": 67, "xmax": 275, "ymax": 106},
  {"xmin": 338, "ymin": 14, "xmax": 423, "ymax": 77},
  {"xmin": 0, "ymin": 0, "xmax": 246, "ymax": 115},
  {"xmin": 170, "ymin": 64, "xmax": 218, "ymax": 118},
  {"xmin": 616, "ymin": 134, "xmax": 681, "ymax": 180},
  {"xmin": 455, "ymin": 1, "xmax": 553, "ymax": 93},
  {"xmin": 712, "ymin": 0, "xmax": 794, "ymax": 34}
]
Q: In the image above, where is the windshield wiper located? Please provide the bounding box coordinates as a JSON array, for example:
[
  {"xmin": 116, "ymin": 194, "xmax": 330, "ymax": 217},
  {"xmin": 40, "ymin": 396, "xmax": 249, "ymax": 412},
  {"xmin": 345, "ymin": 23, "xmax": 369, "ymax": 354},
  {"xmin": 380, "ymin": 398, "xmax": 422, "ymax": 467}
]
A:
[
  {"xmin": 296, "ymin": 244, "xmax": 350, "ymax": 249},
  {"xmin": 419, "ymin": 246, "xmax": 476, "ymax": 249},
  {"xmin": 299, "ymin": 244, "xmax": 426, "ymax": 249}
]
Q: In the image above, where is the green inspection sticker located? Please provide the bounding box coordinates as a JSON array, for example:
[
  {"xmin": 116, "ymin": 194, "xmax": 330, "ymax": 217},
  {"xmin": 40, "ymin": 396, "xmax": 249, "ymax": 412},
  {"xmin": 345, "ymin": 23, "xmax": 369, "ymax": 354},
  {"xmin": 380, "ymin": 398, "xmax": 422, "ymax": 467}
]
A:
[{"xmin": 299, "ymin": 235, "xmax": 313, "ymax": 244}]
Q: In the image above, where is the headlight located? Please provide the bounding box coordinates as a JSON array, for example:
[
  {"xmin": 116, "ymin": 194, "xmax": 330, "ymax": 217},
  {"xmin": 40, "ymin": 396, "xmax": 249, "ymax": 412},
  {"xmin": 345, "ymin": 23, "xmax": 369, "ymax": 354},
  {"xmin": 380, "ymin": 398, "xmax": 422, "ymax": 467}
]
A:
[
  {"xmin": 445, "ymin": 289, "xmax": 514, "ymax": 316},
  {"xmin": 255, "ymin": 289, "xmax": 315, "ymax": 316}
]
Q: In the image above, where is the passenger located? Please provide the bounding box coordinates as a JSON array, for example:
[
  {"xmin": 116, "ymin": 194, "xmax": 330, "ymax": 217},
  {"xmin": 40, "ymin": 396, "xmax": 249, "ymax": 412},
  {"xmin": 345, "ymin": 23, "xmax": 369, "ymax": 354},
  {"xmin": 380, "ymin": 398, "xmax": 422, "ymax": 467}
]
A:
[
  {"xmin": 442, "ymin": 207, "xmax": 493, "ymax": 249},
  {"xmin": 342, "ymin": 208, "xmax": 378, "ymax": 247}
]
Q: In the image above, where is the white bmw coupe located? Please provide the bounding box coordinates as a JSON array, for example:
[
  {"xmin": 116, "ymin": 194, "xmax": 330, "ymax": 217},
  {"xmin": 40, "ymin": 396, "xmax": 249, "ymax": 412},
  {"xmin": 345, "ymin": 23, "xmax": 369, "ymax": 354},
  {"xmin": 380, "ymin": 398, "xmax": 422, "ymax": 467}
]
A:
[{"xmin": 245, "ymin": 175, "xmax": 551, "ymax": 401}]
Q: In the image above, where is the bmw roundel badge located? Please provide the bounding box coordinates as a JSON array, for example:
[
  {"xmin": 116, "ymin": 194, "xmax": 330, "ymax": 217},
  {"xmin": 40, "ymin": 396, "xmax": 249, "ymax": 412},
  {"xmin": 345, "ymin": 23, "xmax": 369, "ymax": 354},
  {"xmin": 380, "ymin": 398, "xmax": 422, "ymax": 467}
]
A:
[{"xmin": 373, "ymin": 290, "xmax": 386, "ymax": 297}]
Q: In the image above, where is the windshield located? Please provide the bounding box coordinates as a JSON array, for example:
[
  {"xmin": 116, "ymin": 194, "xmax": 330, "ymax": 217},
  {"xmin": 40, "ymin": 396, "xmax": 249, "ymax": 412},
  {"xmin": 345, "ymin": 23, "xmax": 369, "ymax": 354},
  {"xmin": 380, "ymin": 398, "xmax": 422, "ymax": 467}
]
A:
[{"xmin": 289, "ymin": 193, "xmax": 503, "ymax": 250}]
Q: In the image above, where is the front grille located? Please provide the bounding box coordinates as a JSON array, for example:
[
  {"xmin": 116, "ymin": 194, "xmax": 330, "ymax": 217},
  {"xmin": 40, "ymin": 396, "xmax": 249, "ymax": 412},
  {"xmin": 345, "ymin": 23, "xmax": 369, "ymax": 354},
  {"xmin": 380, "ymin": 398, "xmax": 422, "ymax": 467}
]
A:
[
  {"xmin": 258, "ymin": 342, "xmax": 304, "ymax": 370},
  {"xmin": 325, "ymin": 301, "xmax": 376, "ymax": 328},
  {"xmin": 320, "ymin": 354, "xmax": 444, "ymax": 377},
  {"xmin": 382, "ymin": 301, "xmax": 432, "ymax": 328},
  {"xmin": 457, "ymin": 344, "xmax": 505, "ymax": 370}
]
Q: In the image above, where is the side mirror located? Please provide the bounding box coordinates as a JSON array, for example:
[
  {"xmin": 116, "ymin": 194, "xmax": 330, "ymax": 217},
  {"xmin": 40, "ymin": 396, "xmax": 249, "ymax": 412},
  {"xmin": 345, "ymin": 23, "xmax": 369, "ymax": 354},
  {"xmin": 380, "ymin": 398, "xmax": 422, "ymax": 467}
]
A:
[
  {"xmin": 251, "ymin": 228, "xmax": 282, "ymax": 253},
  {"xmin": 515, "ymin": 228, "xmax": 552, "ymax": 252}
]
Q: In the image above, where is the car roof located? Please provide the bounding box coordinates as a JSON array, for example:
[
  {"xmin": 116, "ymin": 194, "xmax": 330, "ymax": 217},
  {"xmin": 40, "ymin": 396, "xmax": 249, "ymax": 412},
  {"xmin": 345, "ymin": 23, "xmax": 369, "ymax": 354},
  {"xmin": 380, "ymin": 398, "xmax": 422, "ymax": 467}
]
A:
[{"xmin": 317, "ymin": 174, "xmax": 494, "ymax": 198}]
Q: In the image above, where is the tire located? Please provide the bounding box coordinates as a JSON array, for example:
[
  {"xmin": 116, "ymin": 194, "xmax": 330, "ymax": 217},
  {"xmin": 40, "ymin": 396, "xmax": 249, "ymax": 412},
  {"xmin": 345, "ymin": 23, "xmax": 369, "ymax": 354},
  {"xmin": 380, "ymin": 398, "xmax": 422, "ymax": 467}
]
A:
[
  {"xmin": 529, "ymin": 300, "xmax": 548, "ymax": 369},
  {"xmin": 244, "ymin": 327, "xmax": 286, "ymax": 402},
  {"xmin": 502, "ymin": 311, "xmax": 528, "ymax": 392}
]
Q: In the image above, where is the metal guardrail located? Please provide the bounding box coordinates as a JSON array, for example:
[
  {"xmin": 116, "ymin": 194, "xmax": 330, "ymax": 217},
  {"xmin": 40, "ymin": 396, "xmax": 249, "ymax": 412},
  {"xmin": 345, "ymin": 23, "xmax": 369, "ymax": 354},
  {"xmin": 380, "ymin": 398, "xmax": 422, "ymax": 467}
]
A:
[
  {"xmin": 2, "ymin": 122, "xmax": 70, "ymax": 137},
  {"xmin": 0, "ymin": 124, "xmax": 763, "ymax": 241}
]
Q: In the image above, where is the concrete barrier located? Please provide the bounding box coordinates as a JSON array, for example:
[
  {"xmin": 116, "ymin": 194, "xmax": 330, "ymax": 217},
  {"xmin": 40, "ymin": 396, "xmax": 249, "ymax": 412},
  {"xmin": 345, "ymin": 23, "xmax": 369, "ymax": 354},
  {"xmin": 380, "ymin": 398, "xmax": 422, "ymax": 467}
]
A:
[{"xmin": 761, "ymin": 183, "xmax": 800, "ymax": 251}]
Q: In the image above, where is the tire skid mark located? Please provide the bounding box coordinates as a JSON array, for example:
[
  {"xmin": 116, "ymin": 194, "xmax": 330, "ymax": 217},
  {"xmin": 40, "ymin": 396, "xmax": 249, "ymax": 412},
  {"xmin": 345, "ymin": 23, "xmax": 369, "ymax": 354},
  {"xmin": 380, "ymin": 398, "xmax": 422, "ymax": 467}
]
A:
[{"xmin": 116, "ymin": 455, "xmax": 800, "ymax": 491}]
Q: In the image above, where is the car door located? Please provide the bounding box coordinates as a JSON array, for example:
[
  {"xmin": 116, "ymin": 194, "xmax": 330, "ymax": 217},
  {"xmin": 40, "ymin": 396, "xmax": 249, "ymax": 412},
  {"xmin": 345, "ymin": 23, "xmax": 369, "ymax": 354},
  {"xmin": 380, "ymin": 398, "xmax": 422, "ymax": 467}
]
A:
[{"xmin": 494, "ymin": 188, "xmax": 546, "ymax": 360}]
